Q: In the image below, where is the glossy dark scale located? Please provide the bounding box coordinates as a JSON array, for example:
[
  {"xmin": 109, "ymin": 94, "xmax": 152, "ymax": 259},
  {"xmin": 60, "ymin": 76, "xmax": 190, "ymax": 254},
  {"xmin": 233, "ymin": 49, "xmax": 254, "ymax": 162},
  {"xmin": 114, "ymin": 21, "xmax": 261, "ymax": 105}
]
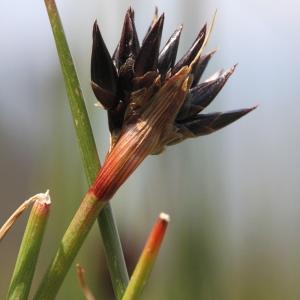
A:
[{"xmin": 91, "ymin": 7, "xmax": 255, "ymax": 149}]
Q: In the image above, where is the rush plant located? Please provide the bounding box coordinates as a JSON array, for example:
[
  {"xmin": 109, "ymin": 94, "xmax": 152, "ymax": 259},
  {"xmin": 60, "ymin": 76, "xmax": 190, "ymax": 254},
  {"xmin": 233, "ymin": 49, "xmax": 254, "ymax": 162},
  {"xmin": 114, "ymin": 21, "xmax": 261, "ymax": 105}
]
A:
[{"xmin": 2, "ymin": 1, "xmax": 256, "ymax": 299}]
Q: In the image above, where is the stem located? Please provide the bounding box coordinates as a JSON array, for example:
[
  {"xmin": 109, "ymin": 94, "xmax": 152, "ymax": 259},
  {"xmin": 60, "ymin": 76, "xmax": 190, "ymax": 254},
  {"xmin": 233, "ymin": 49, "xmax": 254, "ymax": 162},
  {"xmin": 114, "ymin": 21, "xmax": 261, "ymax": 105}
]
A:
[
  {"xmin": 122, "ymin": 213, "xmax": 170, "ymax": 300},
  {"xmin": 42, "ymin": 2, "xmax": 187, "ymax": 297},
  {"xmin": 7, "ymin": 194, "xmax": 51, "ymax": 300},
  {"xmin": 34, "ymin": 124, "xmax": 155, "ymax": 299},
  {"xmin": 44, "ymin": 0, "xmax": 128, "ymax": 298},
  {"xmin": 44, "ymin": 0, "xmax": 98, "ymax": 179},
  {"xmin": 33, "ymin": 53, "xmax": 185, "ymax": 296},
  {"xmin": 34, "ymin": 192, "xmax": 105, "ymax": 300},
  {"xmin": 97, "ymin": 207, "xmax": 129, "ymax": 298}
]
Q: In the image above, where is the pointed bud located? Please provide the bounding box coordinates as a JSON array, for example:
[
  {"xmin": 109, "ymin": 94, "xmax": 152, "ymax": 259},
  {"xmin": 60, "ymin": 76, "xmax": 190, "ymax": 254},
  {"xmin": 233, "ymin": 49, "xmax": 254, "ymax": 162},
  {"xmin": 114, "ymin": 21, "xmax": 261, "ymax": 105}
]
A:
[
  {"xmin": 134, "ymin": 14, "xmax": 165, "ymax": 76},
  {"xmin": 114, "ymin": 8, "xmax": 140, "ymax": 69},
  {"xmin": 177, "ymin": 65, "xmax": 236, "ymax": 120},
  {"xmin": 179, "ymin": 106, "xmax": 257, "ymax": 138},
  {"xmin": 172, "ymin": 24, "xmax": 207, "ymax": 75},
  {"xmin": 191, "ymin": 65, "xmax": 237, "ymax": 107},
  {"xmin": 191, "ymin": 50, "xmax": 216, "ymax": 87},
  {"xmin": 144, "ymin": 7, "xmax": 159, "ymax": 41},
  {"xmin": 91, "ymin": 21, "xmax": 118, "ymax": 107},
  {"xmin": 158, "ymin": 25, "xmax": 183, "ymax": 77}
]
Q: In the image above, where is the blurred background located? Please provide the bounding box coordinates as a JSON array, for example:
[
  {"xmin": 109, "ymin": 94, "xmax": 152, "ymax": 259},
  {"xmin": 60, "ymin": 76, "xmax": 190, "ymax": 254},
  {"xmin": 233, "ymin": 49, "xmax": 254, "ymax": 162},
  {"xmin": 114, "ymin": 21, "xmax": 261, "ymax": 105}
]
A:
[{"xmin": 1, "ymin": 0, "xmax": 300, "ymax": 299}]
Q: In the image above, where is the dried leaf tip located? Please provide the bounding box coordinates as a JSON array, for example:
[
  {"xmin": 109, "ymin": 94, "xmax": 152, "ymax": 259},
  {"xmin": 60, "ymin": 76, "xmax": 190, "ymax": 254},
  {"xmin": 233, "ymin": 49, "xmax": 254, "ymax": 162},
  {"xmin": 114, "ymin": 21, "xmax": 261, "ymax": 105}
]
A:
[
  {"xmin": 159, "ymin": 212, "xmax": 170, "ymax": 223},
  {"xmin": 0, "ymin": 190, "xmax": 51, "ymax": 241},
  {"xmin": 36, "ymin": 190, "xmax": 51, "ymax": 205}
]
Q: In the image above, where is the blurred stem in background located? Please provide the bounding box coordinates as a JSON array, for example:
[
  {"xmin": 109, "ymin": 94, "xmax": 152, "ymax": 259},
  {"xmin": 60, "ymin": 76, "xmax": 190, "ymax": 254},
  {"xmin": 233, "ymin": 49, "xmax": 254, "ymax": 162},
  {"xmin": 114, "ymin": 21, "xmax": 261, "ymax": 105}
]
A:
[
  {"xmin": 44, "ymin": 0, "xmax": 129, "ymax": 298},
  {"xmin": 76, "ymin": 264, "xmax": 96, "ymax": 300}
]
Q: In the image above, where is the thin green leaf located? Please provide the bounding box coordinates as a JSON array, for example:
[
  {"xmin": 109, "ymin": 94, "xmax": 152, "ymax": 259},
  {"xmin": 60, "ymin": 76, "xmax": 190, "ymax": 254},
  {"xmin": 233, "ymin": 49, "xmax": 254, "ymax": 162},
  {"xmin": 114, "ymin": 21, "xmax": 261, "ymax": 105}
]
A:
[
  {"xmin": 43, "ymin": 0, "xmax": 128, "ymax": 298},
  {"xmin": 7, "ymin": 192, "xmax": 51, "ymax": 300}
]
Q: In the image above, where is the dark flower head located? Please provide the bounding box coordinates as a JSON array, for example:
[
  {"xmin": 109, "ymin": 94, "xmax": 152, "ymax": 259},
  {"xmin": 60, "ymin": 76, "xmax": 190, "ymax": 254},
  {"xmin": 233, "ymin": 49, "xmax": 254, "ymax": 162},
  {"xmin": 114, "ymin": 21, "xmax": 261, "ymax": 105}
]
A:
[{"xmin": 91, "ymin": 8, "xmax": 256, "ymax": 155}]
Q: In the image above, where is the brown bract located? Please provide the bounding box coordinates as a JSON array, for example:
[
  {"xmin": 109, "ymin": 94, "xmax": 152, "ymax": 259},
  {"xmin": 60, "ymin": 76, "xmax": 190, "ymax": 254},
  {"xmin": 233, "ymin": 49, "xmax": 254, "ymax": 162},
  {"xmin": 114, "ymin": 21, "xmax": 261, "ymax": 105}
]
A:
[{"xmin": 90, "ymin": 67, "xmax": 192, "ymax": 200}]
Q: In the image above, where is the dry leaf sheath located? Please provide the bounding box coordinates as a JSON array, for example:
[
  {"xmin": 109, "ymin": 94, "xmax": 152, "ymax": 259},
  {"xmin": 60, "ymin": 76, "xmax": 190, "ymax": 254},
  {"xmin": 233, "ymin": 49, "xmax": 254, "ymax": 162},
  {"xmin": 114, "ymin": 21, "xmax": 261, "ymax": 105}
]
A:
[{"xmin": 35, "ymin": 8, "xmax": 256, "ymax": 299}]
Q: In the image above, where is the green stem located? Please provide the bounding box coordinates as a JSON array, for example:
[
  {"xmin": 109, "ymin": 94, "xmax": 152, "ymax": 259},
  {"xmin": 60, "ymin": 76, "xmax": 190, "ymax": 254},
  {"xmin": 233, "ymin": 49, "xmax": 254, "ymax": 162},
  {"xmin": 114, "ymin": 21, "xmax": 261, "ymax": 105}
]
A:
[
  {"xmin": 45, "ymin": 0, "xmax": 99, "ymax": 179},
  {"xmin": 33, "ymin": 118, "xmax": 158, "ymax": 299},
  {"xmin": 44, "ymin": 0, "xmax": 128, "ymax": 298},
  {"xmin": 97, "ymin": 206, "xmax": 129, "ymax": 298},
  {"xmin": 34, "ymin": 192, "xmax": 105, "ymax": 300},
  {"xmin": 7, "ymin": 196, "xmax": 51, "ymax": 300}
]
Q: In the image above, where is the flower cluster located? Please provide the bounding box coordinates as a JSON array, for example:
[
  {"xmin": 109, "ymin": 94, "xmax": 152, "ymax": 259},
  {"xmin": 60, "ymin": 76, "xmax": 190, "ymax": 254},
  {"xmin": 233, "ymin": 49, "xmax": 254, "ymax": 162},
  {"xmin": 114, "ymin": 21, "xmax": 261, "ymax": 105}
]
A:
[{"xmin": 91, "ymin": 8, "xmax": 255, "ymax": 154}]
